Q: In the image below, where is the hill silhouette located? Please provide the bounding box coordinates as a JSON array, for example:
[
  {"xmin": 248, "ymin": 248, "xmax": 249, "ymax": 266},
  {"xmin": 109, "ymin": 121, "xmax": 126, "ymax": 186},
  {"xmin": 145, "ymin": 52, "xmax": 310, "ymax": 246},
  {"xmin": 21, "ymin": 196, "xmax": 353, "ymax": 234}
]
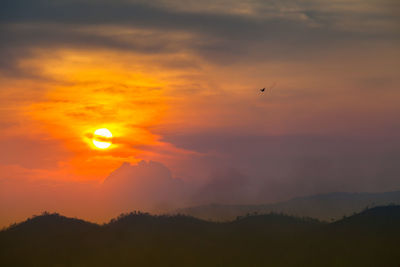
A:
[
  {"xmin": 176, "ymin": 190, "xmax": 400, "ymax": 221},
  {"xmin": 1, "ymin": 206, "xmax": 399, "ymax": 266}
]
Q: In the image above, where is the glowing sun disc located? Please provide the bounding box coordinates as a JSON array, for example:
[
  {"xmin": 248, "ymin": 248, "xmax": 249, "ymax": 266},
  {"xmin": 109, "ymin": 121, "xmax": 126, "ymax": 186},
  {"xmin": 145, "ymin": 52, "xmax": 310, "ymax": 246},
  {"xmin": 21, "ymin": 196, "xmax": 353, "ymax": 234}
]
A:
[{"xmin": 92, "ymin": 128, "xmax": 112, "ymax": 149}]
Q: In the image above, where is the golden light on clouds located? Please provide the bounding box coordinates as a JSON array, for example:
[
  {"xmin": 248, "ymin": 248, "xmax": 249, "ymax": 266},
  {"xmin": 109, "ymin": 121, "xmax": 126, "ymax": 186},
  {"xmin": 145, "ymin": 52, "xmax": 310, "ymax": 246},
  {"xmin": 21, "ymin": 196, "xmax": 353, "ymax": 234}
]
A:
[{"xmin": 20, "ymin": 49, "xmax": 174, "ymax": 179}]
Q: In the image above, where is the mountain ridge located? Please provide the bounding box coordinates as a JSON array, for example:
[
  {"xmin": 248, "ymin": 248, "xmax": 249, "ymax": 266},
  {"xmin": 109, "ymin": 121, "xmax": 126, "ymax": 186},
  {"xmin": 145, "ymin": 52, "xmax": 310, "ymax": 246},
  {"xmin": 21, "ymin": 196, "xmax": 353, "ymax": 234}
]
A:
[
  {"xmin": 175, "ymin": 190, "xmax": 400, "ymax": 221},
  {"xmin": 1, "ymin": 206, "xmax": 400, "ymax": 267}
]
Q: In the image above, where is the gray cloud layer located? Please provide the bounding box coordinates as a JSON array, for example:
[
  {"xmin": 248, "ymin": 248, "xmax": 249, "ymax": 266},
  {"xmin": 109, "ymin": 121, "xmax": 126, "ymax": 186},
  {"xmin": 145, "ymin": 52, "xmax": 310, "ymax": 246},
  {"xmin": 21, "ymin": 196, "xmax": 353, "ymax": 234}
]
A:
[{"xmin": 1, "ymin": 0, "xmax": 399, "ymax": 75}]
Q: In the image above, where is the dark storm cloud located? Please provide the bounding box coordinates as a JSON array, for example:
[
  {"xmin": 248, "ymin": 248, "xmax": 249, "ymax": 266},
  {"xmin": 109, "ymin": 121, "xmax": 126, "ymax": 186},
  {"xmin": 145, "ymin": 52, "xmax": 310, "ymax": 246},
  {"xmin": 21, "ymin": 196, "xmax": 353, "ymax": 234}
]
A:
[{"xmin": 1, "ymin": 0, "xmax": 399, "ymax": 75}]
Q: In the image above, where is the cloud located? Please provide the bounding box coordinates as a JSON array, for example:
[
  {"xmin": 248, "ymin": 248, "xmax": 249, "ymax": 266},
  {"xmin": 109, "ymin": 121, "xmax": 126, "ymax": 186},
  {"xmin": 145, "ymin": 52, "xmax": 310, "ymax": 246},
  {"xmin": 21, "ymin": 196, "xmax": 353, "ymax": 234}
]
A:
[
  {"xmin": 193, "ymin": 168, "xmax": 255, "ymax": 204},
  {"xmin": 2, "ymin": 149, "xmax": 400, "ymax": 228},
  {"xmin": 0, "ymin": 160, "xmax": 190, "ymax": 226},
  {"xmin": 161, "ymin": 133, "xmax": 400, "ymax": 201},
  {"xmin": 1, "ymin": 0, "xmax": 398, "ymax": 76},
  {"xmin": 100, "ymin": 160, "xmax": 189, "ymax": 212}
]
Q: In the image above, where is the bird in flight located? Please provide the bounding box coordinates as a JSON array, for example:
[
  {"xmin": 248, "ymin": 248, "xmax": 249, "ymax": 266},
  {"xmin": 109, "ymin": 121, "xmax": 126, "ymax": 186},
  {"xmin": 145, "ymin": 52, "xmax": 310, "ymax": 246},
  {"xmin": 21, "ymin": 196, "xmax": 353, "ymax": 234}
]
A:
[{"xmin": 260, "ymin": 82, "xmax": 276, "ymax": 93}]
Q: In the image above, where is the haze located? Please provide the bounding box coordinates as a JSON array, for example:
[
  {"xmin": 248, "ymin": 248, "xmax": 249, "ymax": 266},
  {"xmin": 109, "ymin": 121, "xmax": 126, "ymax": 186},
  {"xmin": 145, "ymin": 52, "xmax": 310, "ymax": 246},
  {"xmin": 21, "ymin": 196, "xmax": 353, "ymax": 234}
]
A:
[{"xmin": 0, "ymin": 0, "xmax": 399, "ymax": 227}]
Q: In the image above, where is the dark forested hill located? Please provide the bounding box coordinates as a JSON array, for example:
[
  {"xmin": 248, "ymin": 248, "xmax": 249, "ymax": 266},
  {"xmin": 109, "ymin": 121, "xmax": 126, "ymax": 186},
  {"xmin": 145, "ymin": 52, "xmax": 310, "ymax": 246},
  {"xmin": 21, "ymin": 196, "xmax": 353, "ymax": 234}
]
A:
[
  {"xmin": 176, "ymin": 190, "xmax": 400, "ymax": 221},
  {"xmin": 1, "ymin": 206, "xmax": 399, "ymax": 267}
]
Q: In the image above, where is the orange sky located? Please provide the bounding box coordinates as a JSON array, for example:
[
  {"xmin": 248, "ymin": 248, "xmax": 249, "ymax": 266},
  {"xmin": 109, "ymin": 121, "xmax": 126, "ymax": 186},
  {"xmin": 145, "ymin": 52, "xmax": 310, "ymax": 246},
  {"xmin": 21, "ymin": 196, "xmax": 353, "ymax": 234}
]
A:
[
  {"xmin": 0, "ymin": 0, "xmax": 399, "ymax": 227},
  {"xmin": 2, "ymin": 43, "xmax": 398, "ymax": 179}
]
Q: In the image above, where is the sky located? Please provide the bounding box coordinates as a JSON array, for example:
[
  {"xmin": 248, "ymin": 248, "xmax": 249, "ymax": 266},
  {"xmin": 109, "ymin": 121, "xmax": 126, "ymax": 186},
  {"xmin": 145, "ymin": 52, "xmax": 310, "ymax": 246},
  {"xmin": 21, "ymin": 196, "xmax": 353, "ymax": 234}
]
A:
[{"xmin": 0, "ymin": 0, "xmax": 399, "ymax": 227}]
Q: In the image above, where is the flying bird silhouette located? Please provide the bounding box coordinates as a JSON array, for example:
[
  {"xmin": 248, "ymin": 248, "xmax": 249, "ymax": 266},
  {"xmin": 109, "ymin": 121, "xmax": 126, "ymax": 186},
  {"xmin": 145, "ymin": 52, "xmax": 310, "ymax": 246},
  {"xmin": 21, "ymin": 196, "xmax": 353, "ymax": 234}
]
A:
[{"xmin": 259, "ymin": 83, "xmax": 276, "ymax": 93}]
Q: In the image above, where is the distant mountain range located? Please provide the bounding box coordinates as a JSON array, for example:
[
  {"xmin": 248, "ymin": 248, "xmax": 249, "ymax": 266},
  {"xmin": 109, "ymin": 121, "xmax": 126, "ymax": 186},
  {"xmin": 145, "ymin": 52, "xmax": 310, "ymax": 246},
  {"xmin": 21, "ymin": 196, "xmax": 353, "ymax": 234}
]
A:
[
  {"xmin": 1, "ymin": 206, "xmax": 400, "ymax": 266},
  {"xmin": 176, "ymin": 190, "xmax": 400, "ymax": 221}
]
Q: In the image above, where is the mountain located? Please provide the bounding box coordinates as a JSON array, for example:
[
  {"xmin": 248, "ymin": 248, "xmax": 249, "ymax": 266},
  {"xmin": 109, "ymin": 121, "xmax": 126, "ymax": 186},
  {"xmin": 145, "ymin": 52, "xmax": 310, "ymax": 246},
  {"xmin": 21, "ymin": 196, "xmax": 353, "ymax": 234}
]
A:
[
  {"xmin": 176, "ymin": 190, "xmax": 400, "ymax": 221},
  {"xmin": 1, "ymin": 206, "xmax": 400, "ymax": 266}
]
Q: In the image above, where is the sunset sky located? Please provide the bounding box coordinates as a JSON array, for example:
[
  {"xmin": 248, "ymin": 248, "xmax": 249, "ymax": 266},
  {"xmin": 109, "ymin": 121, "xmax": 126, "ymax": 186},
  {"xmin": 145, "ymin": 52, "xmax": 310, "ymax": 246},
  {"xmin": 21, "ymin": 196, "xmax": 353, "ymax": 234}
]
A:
[{"xmin": 1, "ymin": 0, "xmax": 399, "ymax": 227}]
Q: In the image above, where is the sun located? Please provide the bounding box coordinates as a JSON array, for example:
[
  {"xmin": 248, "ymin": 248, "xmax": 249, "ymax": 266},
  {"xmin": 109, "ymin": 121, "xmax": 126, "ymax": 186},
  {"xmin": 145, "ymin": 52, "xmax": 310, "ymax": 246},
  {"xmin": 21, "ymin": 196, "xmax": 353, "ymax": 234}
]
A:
[{"xmin": 92, "ymin": 128, "xmax": 113, "ymax": 149}]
